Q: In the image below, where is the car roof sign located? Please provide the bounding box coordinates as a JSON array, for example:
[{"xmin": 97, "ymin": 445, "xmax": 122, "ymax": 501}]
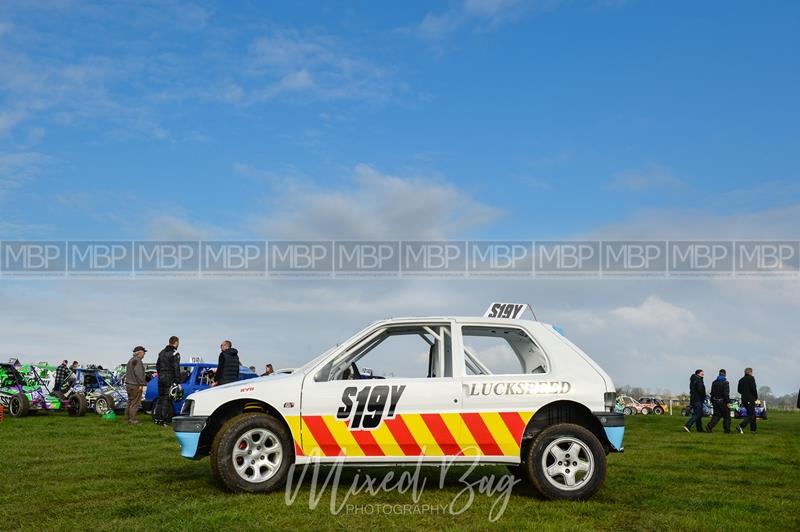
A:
[{"xmin": 483, "ymin": 302, "xmax": 530, "ymax": 319}]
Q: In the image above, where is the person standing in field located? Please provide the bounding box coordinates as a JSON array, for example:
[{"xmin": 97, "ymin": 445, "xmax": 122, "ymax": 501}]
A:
[
  {"xmin": 737, "ymin": 367, "xmax": 758, "ymax": 434},
  {"xmin": 683, "ymin": 369, "xmax": 706, "ymax": 433},
  {"xmin": 125, "ymin": 346, "xmax": 147, "ymax": 425},
  {"xmin": 706, "ymin": 369, "xmax": 731, "ymax": 433},
  {"xmin": 155, "ymin": 336, "xmax": 180, "ymax": 426},
  {"xmin": 214, "ymin": 340, "xmax": 240, "ymax": 386},
  {"xmin": 53, "ymin": 359, "xmax": 70, "ymax": 396}
]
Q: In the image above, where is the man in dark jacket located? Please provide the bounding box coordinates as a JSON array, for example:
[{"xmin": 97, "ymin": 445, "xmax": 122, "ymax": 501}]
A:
[
  {"xmin": 683, "ymin": 369, "xmax": 706, "ymax": 433},
  {"xmin": 155, "ymin": 336, "xmax": 180, "ymax": 426},
  {"xmin": 214, "ymin": 340, "xmax": 240, "ymax": 386},
  {"xmin": 737, "ymin": 367, "xmax": 758, "ymax": 434},
  {"xmin": 706, "ymin": 369, "xmax": 731, "ymax": 433},
  {"xmin": 125, "ymin": 346, "xmax": 147, "ymax": 425}
]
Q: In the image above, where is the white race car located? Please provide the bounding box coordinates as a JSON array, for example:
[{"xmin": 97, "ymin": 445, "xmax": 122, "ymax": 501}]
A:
[{"xmin": 173, "ymin": 303, "xmax": 624, "ymax": 500}]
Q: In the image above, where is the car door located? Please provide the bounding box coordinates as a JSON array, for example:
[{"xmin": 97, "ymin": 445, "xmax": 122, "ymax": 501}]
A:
[{"xmin": 299, "ymin": 321, "xmax": 463, "ymax": 461}]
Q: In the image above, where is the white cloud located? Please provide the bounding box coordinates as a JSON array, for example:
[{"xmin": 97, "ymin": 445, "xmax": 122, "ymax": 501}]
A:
[
  {"xmin": 245, "ymin": 28, "xmax": 400, "ymax": 103},
  {"xmin": 0, "ymin": 151, "xmax": 49, "ymax": 201},
  {"xmin": 609, "ymin": 296, "xmax": 703, "ymax": 339},
  {"xmin": 251, "ymin": 164, "xmax": 503, "ymax": 239},
  {"xmin": 608, "ymin": 162, "xmax": 685, "ymax": 191},
  {"xmin": 413, "ymin": 0, "xmax": 561, "ymax": 39}
]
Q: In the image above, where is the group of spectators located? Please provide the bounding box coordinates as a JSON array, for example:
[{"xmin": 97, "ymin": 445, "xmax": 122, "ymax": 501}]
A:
[
  {"xmin": 124, "ymin": 336, "xmax": 269, "ymax": 426},
  {"xmin": 684, "ymin": 367, "xmax": 760, "ymax": 434}
]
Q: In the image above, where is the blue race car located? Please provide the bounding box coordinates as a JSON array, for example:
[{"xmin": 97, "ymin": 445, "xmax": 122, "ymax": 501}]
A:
[{"xmin": 143, "ymin": 362, "xmax": 258, "ymax": 418}]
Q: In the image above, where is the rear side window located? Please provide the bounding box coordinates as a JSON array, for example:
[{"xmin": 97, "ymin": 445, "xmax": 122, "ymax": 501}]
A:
[{"xmin": 462, "ymin": 326, "xmax": 548, "ymax": 375}]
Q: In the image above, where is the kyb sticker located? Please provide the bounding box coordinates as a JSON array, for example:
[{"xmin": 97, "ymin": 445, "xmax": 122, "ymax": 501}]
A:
[{"xmin": 336, "ymin": 385, "xmax": 406, "ymax": 430}]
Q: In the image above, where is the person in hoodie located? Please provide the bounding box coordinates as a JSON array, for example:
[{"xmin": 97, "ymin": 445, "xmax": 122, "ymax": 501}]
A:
[
  {"xmin": 214, "ymin": 340, "xmax": 240, "ymax": 386},
  {"xmin": 683, "ymin": 369, "xmax": 706, "ymax": 433},
  {"xmin": 706, "ymin": 369, "xmax": 731, "ymax": 433}
]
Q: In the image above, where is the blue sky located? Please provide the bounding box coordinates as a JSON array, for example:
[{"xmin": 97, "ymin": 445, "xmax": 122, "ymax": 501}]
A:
[
  {"xmin": 1, "ymin": 1, "xmax": 799, "ymax": 394},
  {"xmin": 2, "ymin": 0, "xmax": 797, "ymax": 239}
]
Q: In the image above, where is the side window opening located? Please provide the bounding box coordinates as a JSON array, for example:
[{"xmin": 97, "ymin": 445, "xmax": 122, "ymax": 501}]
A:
[
  {"xmin": 462, "ymin": 326, "xmax": 548, "ymax": 375},
  {"xmin": 317, "ymin": 324, "xmax": 453, "ymax": 381}
]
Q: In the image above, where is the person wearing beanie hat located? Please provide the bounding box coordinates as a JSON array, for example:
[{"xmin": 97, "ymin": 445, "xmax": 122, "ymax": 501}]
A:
[{"xmin": 124, "ymin": 346, "xmax": 147, "ymax": 425}]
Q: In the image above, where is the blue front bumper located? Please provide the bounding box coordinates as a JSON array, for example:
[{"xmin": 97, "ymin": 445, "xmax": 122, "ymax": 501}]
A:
[
  {"xmin": 594, "ymin": 412, "xmax": 625, "ymax": 452},
  {"xmin": 173, "ymin": 416, "xmax": 207, "ymax": 459}
]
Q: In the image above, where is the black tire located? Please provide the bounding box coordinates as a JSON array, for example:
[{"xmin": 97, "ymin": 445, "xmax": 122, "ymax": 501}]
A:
[
  {"xmin": 525, "ymin": 423, "xmax": 607, "ymax": 501},
  {"xmin": 9, "ymin": 393, "xmax": 30, "ymax": 417},
  {"xmin": 211, "ymin": 413, "xmax": 293, "ymax": 493},
  {"xmin": 68, "ymin": 394, "xmax": 87, "ymax": 417},
  {"xmin": 760, "ymin": 411, "xmax": 767, "ymax": 420},
  {"xmin": 654, "ymin": 406, "xmax": 664, "ymax": 415},
  {"xmin": 622, "ymin": 407, "xmax": 633, "ymax": 416},
  {"xmin": 95, "ymin": 394, "xmax": 115, "ymax": 415},
  {"xmin": 641, "ymin": 408, "xmax": 650, "ymax": 416},
  {"xmin": 681, "ymin": 408, "xmax": 689, "ymax": 416}
]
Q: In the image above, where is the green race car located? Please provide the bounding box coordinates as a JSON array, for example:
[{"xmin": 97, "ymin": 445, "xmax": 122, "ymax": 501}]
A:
[{"xmin": 0, "ymin": 363, "xmax": 62, "ymax": 417}]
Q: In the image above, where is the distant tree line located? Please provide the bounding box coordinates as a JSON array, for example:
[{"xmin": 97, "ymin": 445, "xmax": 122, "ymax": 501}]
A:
[{"xmin": 615, "ymin": 384, "xmax": 799, "ymax": 410}]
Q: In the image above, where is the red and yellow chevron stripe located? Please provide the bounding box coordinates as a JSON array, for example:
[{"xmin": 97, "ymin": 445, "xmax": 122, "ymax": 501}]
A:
[{"xmin": 286, "ymin": 411, "xmax": 534, "ymax": 458}]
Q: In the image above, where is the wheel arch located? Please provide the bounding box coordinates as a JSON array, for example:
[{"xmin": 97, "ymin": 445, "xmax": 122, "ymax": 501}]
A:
[
  {"xmin": 198, "ymin": 398, "xmax": 293, "ymax": 456},
  {"xmin": 521, "ymin": 400, "xmax": 611, "ymax": 455}
]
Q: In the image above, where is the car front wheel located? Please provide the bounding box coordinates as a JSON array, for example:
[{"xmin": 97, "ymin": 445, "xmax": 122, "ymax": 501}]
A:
[
  {"xmin": 9, "ymin": 394, "xmax": 30, "ymax": 417},
  {"xmin": 525, "ymin": 423, "xmax": 607, "ymax": 501},
  {"xmin": 211, "ymin": 413, "xmax": 293, "ymax": 493}
]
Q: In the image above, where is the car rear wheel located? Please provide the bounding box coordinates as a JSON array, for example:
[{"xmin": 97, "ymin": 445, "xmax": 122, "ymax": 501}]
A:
[
  {"xmin": 525, "ymin": 423, "xmax": 606, "ymax": 501},
  {"xmin": 95, "ymin": 394, "xmax": 115, "ymax": 415},
  {"xmin": 760, "ymin": 411, "xmax": 767, "ymax": 420},
  {"xmin": 622, "ymin": 407, "xmax": 633, "ymax": 416},
  {"xmin": 641, "ymin": 408, "xmax": 650, "ymax": 416},
  {"xmin": 68, "ymin": 394, "xmax": 87, "ymax": 416},
  {"xmin": 211, "ymin": 413, "xmax": 293, "ymax": 493},
  {"xmin": 9, "ymin": 393, "xmax": 30, "ymax": 417}
]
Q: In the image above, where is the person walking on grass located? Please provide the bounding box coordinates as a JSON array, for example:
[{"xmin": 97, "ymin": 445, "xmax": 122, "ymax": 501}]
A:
[
  {"xmin": 684, "ymin": 369, "xmax": 706, "ymax": 433},
  {"xmin": 737, "ymin": 367, "xmax": 758, "ymax": 434},
  {"xmin": 706, "ymin": 369, "xmax": 731, "ymax": 433},
  {"xmin": 213, "ymin": 340, "xmax": 240, "ymax": 386},
  {"xmin": 125, "ymin": 346, "xmax": 147, "ymax": 425}
]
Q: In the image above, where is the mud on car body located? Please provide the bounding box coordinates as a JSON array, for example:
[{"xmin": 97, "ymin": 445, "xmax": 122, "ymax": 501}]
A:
[{"xmin": 173, "ymin": 303, "xmax": 624, "ymax": 501}]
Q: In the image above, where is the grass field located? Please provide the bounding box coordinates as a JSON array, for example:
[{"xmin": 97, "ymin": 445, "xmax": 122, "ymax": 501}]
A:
[{"xmin": 1, "ymin": 411, "xmax": 798, "ymax": 531}]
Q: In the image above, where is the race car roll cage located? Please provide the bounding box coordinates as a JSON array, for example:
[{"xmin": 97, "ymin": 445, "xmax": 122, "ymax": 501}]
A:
[{"xmin": 314, "ymin": 320, "xmax": 551, "ymax": 382}]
